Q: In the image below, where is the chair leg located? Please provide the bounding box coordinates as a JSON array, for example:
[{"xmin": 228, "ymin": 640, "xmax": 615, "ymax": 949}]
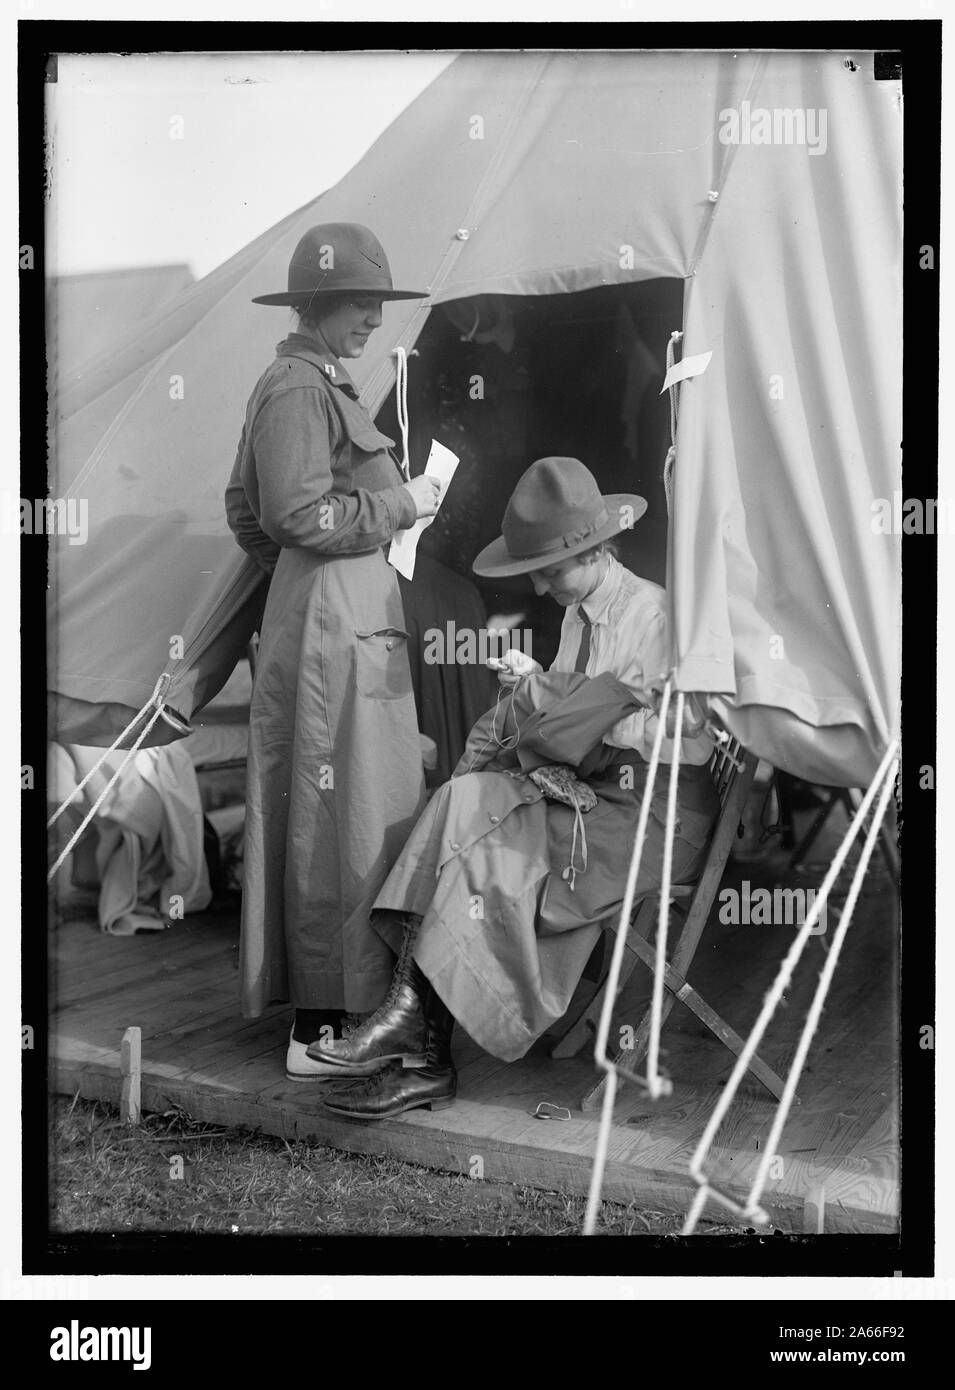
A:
[
  {"xmin": 846, "ymin": 787, "xmax": 898, "ymax": 887},
  {"xmin": 580, "ymin": 960, "xmax": 791, "ymax": 1112},
  {"xmin": 789, "ymin": 793, "xmax": 839, "ymax": 870}
]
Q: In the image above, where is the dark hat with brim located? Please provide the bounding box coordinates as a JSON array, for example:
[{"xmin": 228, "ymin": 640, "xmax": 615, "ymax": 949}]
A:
[
  {"xmin": 252, "ymin": 222, "xmax": 427, "ymax": 305},
  {"xmin": 473, "ymin": 457, "xmax": 647, "ymax": 579}
]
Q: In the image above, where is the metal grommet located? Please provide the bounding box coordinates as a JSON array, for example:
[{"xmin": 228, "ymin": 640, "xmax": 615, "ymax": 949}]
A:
[{"xmin": 455, "ymin": 228, "xmax": 470, "ymax": 241}]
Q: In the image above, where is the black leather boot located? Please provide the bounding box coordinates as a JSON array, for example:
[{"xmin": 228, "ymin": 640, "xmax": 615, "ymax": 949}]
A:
[
  {"xmin": 306, "ymin": 914, "xmax": 428, "ymax": 1075},
  {"xmin": 321, "ymin": 987, "xmax": 457, "ymax": 1120}
]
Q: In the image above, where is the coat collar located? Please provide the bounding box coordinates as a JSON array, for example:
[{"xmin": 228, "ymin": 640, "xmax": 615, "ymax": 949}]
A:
[{"xmin": 276, "ymin": 333, "xmax": 359, "ymax": 398}]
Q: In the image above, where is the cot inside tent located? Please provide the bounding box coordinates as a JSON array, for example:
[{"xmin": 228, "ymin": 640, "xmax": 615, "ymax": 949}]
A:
[{"xmin": 49, "ymin": 49, "xmax": 901, "ymax": 789}]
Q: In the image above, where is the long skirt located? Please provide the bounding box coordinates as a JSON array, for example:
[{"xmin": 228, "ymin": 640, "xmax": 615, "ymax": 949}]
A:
[
  {"xmin": 372, "ymin": 750, "xmax": 717, "ymax": 1061},
  {"xmin": 240, "ymin": 546, "xmax": 426, "ymax": 1015}
]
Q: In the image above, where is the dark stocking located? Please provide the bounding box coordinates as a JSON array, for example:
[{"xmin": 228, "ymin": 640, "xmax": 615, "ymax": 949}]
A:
[{"xmin": 293, "ymin": 1008, "xmax": 344, "ymax": 1043}]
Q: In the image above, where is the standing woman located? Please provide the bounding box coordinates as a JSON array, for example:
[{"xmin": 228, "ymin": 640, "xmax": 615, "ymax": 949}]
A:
[{"xmin": 225, "ymin": 223, "xmax": 439, "ymax": 1079}]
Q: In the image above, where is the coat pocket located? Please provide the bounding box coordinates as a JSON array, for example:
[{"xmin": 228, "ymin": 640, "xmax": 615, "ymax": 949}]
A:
[
  {"xmin": 347, "ymin": 423, "xmax": 396, "ymax": 454},
  {"xmin": 339, "ymin": 399, "xmax": 396, "ymax": 455},
  {"xmin": 354, "ymin": 627, "xmax": 414, "ymax": 701}
]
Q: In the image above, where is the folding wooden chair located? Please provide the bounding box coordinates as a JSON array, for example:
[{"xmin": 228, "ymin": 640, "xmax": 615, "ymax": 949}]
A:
[{"xmin": 551, "ymin": 738, "xmax": 789, "ymax": 1112}]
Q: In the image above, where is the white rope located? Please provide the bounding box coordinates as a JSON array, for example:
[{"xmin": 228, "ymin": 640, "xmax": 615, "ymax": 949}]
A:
[
  {"xmin": 47, "ymin": 701, "xmax": 171, "ymax": 883},
  {"xmin": 392, "ymin": 346, "xmax": 411, "ymax": 481},
  {"xmin": 662, "ymin": 331, "xmax": 682, "ymax": 517},
  {"xmin": 666, "ymin": 331, "xmax": 682, "ymax": 448},
  {"xmin": 46, "ymin": 674, "xmax": 184, "ymax": 883},
  {"xmin": 681, "ymin": 740, "xmax": 899, "ymax": 1233},
  {"xmin": 46, "ymin": 674, "xmax": 174, "ymax": 829},
  {"xmin": 647, "ymin": 689, "xmax": 684, "ymax": 1099},
  {"xmin": 741, "ymin": 753, "xmax": 898, "ymax": 1218},
  {"xmin": 461, "ymin": 302, "xmax": 481, "ymax": 342},
  {"xmin": 583, "ymin": 677, "xmax": 672, "ymax": 1235},
  {"xmin": 663, "ymin": 447, "xmax": 676, "ymax": 519}
]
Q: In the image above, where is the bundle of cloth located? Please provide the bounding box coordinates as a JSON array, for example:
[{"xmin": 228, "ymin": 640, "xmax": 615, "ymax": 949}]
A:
[{"xmin": 49, "ymin": 741, "xmax": 211, "ymax": 934}]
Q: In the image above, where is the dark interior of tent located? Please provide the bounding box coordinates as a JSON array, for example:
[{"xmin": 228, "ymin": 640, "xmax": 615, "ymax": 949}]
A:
[{"xmin": 376, "ymin": 280, "xmax": 683, "ymax": 673}]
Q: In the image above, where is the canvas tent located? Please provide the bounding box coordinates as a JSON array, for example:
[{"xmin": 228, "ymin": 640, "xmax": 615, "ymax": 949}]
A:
[
  {"xmin": 49, "ymin": 50, "xmax": 901, "ymax": 790},
  {"xmin": 50, "ymin": 263, "xmax": 196, "ymax": 394}
]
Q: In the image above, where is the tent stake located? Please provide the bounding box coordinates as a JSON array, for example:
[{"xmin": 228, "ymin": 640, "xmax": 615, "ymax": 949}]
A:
[
  {"xmin": 804, "ymin": 1185, "xmax": 826, "ymax": 1234},
  {"xmin": 120, "ymin": 1026, "xmax": 142, "ymax": 1126}
]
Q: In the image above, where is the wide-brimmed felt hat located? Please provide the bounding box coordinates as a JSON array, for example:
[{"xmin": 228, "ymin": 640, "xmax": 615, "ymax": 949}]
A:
[
  {"xmin": 472, "ymin": 457, "xmax": 647, "ymax": 579},
  {"xmin": 252, "ymin": 223, "xmax": 427, "ymax": 306}
]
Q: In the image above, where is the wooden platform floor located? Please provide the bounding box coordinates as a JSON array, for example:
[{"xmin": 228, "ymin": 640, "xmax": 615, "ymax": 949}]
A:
[{"xmin": 50, "ymin": 844, "xmax": 899, "ymax": 1235}]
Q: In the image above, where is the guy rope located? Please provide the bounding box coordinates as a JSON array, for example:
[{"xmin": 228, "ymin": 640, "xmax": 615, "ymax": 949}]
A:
[{"xmin": 46, "ymin": 671, "xmax": 189, "ymax": 883}]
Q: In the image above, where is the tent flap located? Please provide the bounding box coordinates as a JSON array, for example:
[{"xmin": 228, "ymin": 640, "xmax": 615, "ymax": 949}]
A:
[{"xmin": 669, "ymin": 53, "xmax": 901, "ymax": 785}]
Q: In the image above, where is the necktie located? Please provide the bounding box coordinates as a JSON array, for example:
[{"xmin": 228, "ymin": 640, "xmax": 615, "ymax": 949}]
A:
[{"xmin": 574, "ymin": 608, "xmax": 592, "ymax": 673}]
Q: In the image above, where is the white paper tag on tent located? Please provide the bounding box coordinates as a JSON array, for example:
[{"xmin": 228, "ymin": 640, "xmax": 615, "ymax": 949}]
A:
[
  {"xmin": 388, "ymin": 439, "xmax": 460, "ymax": 582},
  {"xmin": 660, "ymin": 350, "xmax": 713, "ymax": 394}
]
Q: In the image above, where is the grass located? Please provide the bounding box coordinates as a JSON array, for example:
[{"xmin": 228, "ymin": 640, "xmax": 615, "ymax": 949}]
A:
[{"xmin": 49, "ymin": 1094, "xmax": 740, "ymax": 1237}]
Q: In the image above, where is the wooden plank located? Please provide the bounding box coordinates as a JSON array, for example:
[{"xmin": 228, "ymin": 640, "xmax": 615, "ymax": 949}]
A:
[
  {"xmin": 53, "ymin": 931, "xmax": 237, "ymax": 1010},
  {"xmin": 53, "ymin": 913, "xmax": 232, "ymax": 975},
  {"xmin": 47, "ymin": 839, "xmax": 899, "ymax": 1236},
  {"xmin": 51, "ymin": 1000, "xmax": 899, "ymax": 1232},
  {"xmin": 51, "ymin": 1053, "xmax": 896, "ymax": 1234}
]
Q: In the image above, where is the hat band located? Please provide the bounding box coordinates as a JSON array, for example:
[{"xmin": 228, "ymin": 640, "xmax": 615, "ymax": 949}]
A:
[{"xmin": 507, "ymin": 507, "xmax": 609, "ymax": 561}]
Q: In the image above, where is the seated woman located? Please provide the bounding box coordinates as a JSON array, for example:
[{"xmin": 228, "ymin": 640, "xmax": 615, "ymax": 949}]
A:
[{"xmin": 310, "ymin": 456, "xmax": 719, "ymax": 1119}]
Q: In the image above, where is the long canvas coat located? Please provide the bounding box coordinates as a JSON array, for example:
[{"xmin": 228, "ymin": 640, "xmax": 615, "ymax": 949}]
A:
[
  {"xmin": 373, "ymin": 671, "xmax": 719, "ymax": 1061},
  {"xmin": 225, "ymin": 334, "xmax": 426, "ymax": 1015}
]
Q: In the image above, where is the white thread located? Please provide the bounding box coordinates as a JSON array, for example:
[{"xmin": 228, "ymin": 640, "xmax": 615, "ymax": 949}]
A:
[
  {"xmin": 461, "ymin": 684, "xmax": 523, "ymax": 775},
  {"xmin": 564, "ymin": 787, "xmax": 589, "ymax": 893}
]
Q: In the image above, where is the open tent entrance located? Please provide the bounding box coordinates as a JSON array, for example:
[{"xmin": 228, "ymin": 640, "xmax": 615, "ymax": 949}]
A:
[{"xmin": 375, "ymin": 278, "xmax": 685, "ymax": 668}]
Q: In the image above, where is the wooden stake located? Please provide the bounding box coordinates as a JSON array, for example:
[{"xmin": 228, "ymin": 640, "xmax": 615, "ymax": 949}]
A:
[
  {"xmin": 803, "ymin": 1185, "xmax": 826, "ymax": 1234},
  {"xmin": 120, "ymin": 1026, "xmax": 141, "ymax": 1125}
]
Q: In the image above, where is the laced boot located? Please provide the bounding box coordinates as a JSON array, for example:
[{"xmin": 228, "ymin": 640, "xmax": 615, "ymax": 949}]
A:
[
  {"xmin": 321, "ymin": 984, "xmax": 457, "ymax": 1120},
  {"xmin": 306, "ymin": 914, "xmax": 428, "ymax": 1075}
]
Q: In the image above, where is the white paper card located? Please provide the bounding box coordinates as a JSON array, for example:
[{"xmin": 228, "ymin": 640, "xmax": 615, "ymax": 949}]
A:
[
  {"xmin": 660, "ymin": 350, "xmax": 713, "ymax": 394},
  {"xmin": 387, "ymin": 439, "xmax": 460, "ymax": 582}
]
